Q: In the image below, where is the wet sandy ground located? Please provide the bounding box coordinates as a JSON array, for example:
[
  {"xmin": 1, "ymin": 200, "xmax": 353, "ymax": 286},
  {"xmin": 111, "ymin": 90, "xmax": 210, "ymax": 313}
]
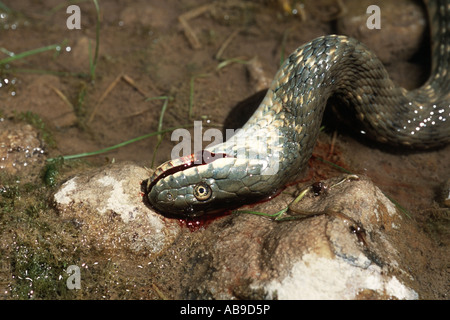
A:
[{"xmin": 0, "ymin": 0, "xmax": 448, "ymax": 299}]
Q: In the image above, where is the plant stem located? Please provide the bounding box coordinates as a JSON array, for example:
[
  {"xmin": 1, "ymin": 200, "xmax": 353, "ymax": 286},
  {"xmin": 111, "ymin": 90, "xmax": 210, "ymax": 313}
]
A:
[
  {"xmin": 46, "ymin": 124, "xmax": 193, "ymax": 162},
  {"xmin": 90, "ymin": 0, "xmax": 101, "ymax": 81},
  {"xmin": 0, "ymin": 43, "xmax": 63, "ymax": 65}
]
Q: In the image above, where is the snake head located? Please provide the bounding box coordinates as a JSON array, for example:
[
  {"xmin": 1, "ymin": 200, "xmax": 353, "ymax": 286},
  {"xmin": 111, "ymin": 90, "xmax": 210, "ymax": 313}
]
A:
[{"xmin": 143, "ymin": 150, "xmax": 272, "ymax": 217}]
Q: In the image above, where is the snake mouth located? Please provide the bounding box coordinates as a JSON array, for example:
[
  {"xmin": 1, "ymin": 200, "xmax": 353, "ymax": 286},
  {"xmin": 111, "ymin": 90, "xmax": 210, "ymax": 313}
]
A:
[
  {"xmin": 142, "ymin": 150, "xmax": 234, "ymax": 216},
  {"xmin": 146, "ymin": 150, "xmax": 232, "ymax": 194}
]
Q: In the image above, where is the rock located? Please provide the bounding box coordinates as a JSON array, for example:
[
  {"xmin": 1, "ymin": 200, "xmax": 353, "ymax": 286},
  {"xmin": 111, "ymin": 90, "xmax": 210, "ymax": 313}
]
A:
[
  {"xmin": 156, "ymin": 176, "xmax": 420, "ymax": 299},
  {"xmin": 0, "ymin": 118, "xmax": 46, "ymax": 181},
  {"xmin": 52, "ymin": 163, "xmax": 426, "ymax": 299},
  {"xmin": 53, "ymin": 162, "xmax": 181, "ymax": 255}
]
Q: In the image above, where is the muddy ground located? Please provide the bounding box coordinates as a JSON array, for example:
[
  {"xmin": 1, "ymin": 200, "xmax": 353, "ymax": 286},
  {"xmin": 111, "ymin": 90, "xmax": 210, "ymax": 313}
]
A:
[{"xmin": 0, "ymin": 0, "xmax": 448, "ymax": 299}]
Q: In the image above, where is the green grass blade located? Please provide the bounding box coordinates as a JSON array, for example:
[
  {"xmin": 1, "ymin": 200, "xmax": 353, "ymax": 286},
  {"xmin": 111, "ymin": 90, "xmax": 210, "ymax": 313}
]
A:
[
  {"xmin": 0, "ymin": 43, "xmax": 65, "ymax": 65},
  {"xmin": 89, "ymin": 0, "xmax": 100, "ymax": 81},
  {"xmin": 47, "ymin": 124, "xmax": 193, "ymax": 162}
]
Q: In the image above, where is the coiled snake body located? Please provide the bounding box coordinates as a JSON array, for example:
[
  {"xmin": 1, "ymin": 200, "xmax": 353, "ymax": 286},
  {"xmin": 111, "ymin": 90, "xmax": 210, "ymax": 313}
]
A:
[{"xmin": 145, "ymin": 0, "xmax": 450, "ymax": 217}]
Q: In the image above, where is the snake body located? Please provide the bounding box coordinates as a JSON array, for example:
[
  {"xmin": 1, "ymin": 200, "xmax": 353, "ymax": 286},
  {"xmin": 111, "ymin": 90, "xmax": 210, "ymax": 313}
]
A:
[{"xmin": 145, "ymin": 0, "xmax": 450, "ymax": 217}]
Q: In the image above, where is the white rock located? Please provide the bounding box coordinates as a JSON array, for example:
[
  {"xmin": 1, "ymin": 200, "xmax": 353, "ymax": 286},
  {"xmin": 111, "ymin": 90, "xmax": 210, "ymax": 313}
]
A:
[
  {"xmin": 53, "ymin": 162, "xmax": 180, "ymax": 255},
  {"xmin": 262, "ymin": 253, "xmax": 418, "ymax": 300}
]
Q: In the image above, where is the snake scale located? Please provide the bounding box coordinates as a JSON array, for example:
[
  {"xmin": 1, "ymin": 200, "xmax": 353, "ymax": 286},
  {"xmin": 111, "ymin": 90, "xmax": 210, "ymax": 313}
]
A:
[{"xmin": 144, "ymin": 0, "xmax": 450, "ymax": 217}]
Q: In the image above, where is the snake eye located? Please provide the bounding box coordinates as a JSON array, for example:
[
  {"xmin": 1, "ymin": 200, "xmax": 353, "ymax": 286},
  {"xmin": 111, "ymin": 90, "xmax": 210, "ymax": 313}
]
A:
[{"xmin": 193, "ymin": 182, "xmax": 212, "ymax": 201}]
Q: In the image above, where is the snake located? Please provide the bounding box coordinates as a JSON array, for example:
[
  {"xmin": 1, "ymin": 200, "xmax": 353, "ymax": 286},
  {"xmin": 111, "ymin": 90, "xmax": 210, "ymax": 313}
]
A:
[{"xmin": 143, "ymin": 0, "xmax": 450, "ymax": 217}]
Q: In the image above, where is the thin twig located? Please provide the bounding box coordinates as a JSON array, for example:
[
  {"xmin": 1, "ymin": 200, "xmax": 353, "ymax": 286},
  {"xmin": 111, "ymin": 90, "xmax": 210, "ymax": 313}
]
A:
[
  {"xmin": 215, "ymin": 28, "xmax": 242, "ymax": 60},
  {"xmin": 178, "ymin": 4, "xmax": 214, "ymax": 49},
  {"xmin": 87, "ymin": 74, "xmax": 122, "ymax": 124},
  {"xmin": 88, "ymin": 74, "xmax": 155, "ymax": 124},
  {"xmin": 122, "ymin": 74, "xmax": 153, "ymax": 97},
  {"xmin": 47, "ymin": 84, "xmax": 74, "ymax": 110}
]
